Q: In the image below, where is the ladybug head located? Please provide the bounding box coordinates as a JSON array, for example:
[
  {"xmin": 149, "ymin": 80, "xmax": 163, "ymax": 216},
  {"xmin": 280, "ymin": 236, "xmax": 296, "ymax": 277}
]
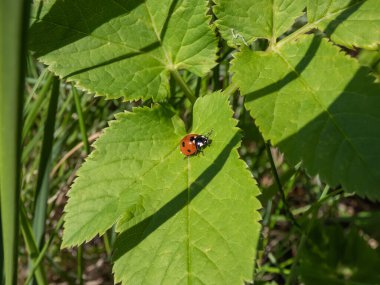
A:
[{"xmin": 194, "ymin": 135, "xmax": 211, "ymax": 151}]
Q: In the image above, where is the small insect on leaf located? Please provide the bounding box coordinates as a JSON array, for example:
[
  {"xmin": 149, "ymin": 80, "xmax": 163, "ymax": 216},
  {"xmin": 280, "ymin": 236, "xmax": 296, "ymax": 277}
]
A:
[{"xmin": 179, "ymin": 131, "xmax": 212, "ymax": 156}]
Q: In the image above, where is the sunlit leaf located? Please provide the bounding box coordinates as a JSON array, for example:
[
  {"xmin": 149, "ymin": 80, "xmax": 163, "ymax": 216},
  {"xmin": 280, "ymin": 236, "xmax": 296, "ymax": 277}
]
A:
[
  {"xmin": 307, "ymin": 0, "xmax": 380, "ymax": 49},
  {"xmin": 29, "ymin": 0, "xmax": 217, "ymax": 101},
  {"xmin": 213, "ymin": 0, "xmax": 305, "ymax": 46},
  {"xmin": 63, "ymin": 92, "xmax": 262, "ymax": 284}
]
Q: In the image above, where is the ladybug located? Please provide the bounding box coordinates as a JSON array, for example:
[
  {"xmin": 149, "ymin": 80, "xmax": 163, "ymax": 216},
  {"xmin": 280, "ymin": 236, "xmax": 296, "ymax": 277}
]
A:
[{"xmin": 180, "ymin": 132, "xmax": 212, "ymax": 156}]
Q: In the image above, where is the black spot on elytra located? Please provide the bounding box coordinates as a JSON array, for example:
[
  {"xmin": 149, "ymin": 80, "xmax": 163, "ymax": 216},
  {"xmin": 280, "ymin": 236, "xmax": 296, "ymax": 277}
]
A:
[
  {"xmin": 190, "ymin": 136, "xmax": 195, "ymax": 142},
  {"xmin": 182, "ymin": 142, "xmax": 185, "ymax": 147},
  {"xmin": 187, "ymin": 149, "xmax": 191, "ymax": 153}
]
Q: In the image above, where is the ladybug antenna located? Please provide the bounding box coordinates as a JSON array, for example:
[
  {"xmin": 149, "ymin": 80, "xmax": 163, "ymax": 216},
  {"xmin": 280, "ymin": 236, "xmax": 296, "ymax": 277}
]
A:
[{"xmin": 205, "ymin": 129, "xmax": 213, "ymax": 137}]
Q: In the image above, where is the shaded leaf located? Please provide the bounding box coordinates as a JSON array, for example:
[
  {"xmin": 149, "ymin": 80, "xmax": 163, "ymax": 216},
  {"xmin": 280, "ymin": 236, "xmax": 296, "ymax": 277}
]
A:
[
  {"xmin": 63, "ymin": 92, "xmax": 261, "ymax": 284},
  {"xmin": 29, "ymin": 0, "xmax": 217, "ymax": 101},
  {"xmin": 307, "ymin": 0, "xmax": 380, "ymax": 49},
  {"xmin": 232, "ymin": 35, "xmax": 380, "ymax": 199},
  {"xmin": 299, "ymin": 223, "xmax": 380, "ymax": 285},
  {"xmin": 358, "ymin": 48, "xmax": 380, "ymax": 77},
  {"xmin": 213, "ymin": 0, "xmax": 305, "ymax": 46}
]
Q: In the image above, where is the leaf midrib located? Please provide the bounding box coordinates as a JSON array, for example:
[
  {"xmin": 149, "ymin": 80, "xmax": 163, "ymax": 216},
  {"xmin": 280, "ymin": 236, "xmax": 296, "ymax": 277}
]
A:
[
  {"xmin": 270, "ymin": 0, "xmax": 276, "ymax": 44},
  {"xmin": 77, "ymin": 142, "xmax": 178, "ymax": 189},
  {"xmin": 65, "ymin": 142, "xmax": 179, "ymax": 246},
  {"xmin": 186, "ymin": 157, "xmax": 192, "ymax": 285},
  {"xmin": 143, "ymin": 2, "xmax": 173, "ymax": 66}
]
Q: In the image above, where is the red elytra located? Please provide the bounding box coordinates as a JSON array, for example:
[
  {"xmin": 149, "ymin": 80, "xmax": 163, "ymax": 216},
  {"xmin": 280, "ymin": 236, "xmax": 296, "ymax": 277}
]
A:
[{"xmin": 180, "ymin": 133, "xmax": 211, "ymax": 156}]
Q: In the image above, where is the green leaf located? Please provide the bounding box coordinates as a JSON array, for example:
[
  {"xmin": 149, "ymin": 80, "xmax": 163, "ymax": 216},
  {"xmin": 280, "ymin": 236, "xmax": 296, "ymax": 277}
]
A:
[
  {"xmin": 63, "ymin": 92, "xmax": 261, "ymax": 284},
  {"xmin": 29, "ymin": 0, "xmax": 217, "ymax": 101},
  {"xmin": 307, "ymin": 0, "xmax": 380, "ymax": 49},
  {"xmin": 232, "ymin": 35, "xmax": 380, "ymax": 200},
  {"xmin": 299, "ymin": 223, "xmax": 380, "ymax": 285},
  {"xmin": 213, "ymin": 0, "xmax": 305, "ymax": 46}
]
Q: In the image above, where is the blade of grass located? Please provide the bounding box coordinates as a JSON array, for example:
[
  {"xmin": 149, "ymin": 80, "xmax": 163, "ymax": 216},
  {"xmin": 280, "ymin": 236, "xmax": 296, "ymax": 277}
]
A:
[
  {"xmin": 0, "ymin": 0, "xmax": 30, "ymax": 284},
  {"xmin": 56, "ymin": 89, "xmax": 73, "ymax": 121},
  {"xmin": 24, "ymin": 216, "xmax": 64, "ymax": 285},
  {"xmin": 0, "ymin": 208, "xmax": 3, "ymax": 284},
  {"xmin": 73, "ymin": 86, "xmax": 90, "ymax": 284},
  {"xmin": 72, "ymin": 87, "xmax": 90, "ymax": 153},
  {"xmin": 23, "ymin": 72, "xmax": 53, "ymax": 138},
  {"xmin": 32, "ymin": 76, "xmax": 60, "ymax": 248},
  {"xmin": 26, "ymin": 54, "xmax": 38, "ymax": 79},
  {"xmin": 285, "ymin": 185, "xmax": 330, "ymax": 285},
  {"xmin": 73, "ymin": 87, "xmax": 86, "ymax": 285},
  {"xmin": 24, "ymin": 60, "xmax": 48, "ymax": 109},
  {"xmin": 20, "ymin": 204, "xmax": 47, "ymax": 285}
]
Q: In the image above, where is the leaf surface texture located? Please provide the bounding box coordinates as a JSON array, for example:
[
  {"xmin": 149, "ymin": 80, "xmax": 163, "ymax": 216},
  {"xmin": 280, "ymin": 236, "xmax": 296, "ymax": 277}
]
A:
[
  {"xmin": 63, "ymin": 92, "xmax": 261, "ymax": 284},
  {"xmin": 29, "ymin": 0, "xmax": 217, "ymax": 101},
  {"xmin": 232, "ymin": 35, "xmax": 380, "ymax": 199}
]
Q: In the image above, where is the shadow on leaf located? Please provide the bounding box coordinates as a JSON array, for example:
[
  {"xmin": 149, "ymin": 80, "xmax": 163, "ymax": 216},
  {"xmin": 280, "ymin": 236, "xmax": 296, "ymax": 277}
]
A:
[
  {"xmin": 30, "ymin": 0, "xmax": 144, "ymax": 57},
  {"xmin": 112, "ymin": 133, "xmax": 240, "ymax": 261},
  {"xmin": 29, "ymin": 0, "xmax": 179, "ymax": 76},
  {"xmin": 63, "ymin": 41, "xmax": 161, "ymax": 78},
  {"xmin": 245, "ymin": 0, "xmax": 364, "ymax": 103},
  {"xmin": 277, "ymin": 65, "xmax": 380, "ymax": 198}
]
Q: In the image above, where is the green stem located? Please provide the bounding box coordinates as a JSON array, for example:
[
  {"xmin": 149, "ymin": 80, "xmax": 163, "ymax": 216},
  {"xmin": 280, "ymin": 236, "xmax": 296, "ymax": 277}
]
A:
[
  {"xmin": 219, "ymin": 47, "xmax": 234, "ymax": 63},
  {"xmin": 223, "ymin": 81, "xmax": 239, "ymax": 97},
  {"xmin": 285, "ymin": 185, "xmax": 330, "ymax": 285},
  {"xmin": 170, "ymin": 69, "xmax": 196, "ymax": 104},
  {"xmin": 72, "ymin": 86, "xmax": 90, "ymax": 153},
  {"xmin": 275, "ymin": 23, "xmax": 316, "ymax": 49},
  {"xmin": 73, "ymin": 85, "xmax": 91, "ymax": 285},
  {"xmin": 265, "ymin": 142, "xmax": 301, "ymax": 230},
  {"xmin": 103, "ymin": 232, "xmax": 111, "ymax": 258},
  {"xmin": 212, "ymin": 63, "xmax": 220, "ymax": 91},
  {"xmin": 77, "ymin": 246, "xmax": 84, "ymax": 285}
]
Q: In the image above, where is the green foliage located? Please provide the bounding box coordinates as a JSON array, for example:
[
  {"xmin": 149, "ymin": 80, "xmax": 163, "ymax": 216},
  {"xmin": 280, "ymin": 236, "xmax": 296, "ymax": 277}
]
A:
[
  {"xmin": 29, "ymin": 0, "xmax": 217, "ymax": 101},
  {"xmin": 26, "ymin": 0, "xmax": 380, "ymax": 284},
  {"xmin": 307, "ymin": 0, "xmax": 380, "ymax": 49},
  {"xmin": 63, "ymin": 92, "xmax": 261, "ymax": 284},
  {"xmin": 213, "ymin": 0, "xmax": 305, "ymax": 45},
  {"xmin": 299, "ymin": 222, "xmax": 380, "ymax": 285},
  {"xmin": 232, "ymin": 35, "xmax": 380, "ymax": 199}
]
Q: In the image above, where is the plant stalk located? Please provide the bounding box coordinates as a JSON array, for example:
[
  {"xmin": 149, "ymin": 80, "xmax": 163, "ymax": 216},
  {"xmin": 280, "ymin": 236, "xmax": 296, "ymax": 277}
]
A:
[
  {"xmin": 72, "ymin": 85, "xmax": 90, "ymax": 285},
  {"xmin": 265, "ymin": 142, "xmax": 301, "ymax": 230},
  {"xmin": 223, "ymin": 81, "xmax": 239, "ymax": 97},
  {"xmin": 170, "ymin": 69, "xmax": 196, "ymax": 104},
  {"xmin": 72, "ymin": 86, "xmax": 90, "ymax": 153}
]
